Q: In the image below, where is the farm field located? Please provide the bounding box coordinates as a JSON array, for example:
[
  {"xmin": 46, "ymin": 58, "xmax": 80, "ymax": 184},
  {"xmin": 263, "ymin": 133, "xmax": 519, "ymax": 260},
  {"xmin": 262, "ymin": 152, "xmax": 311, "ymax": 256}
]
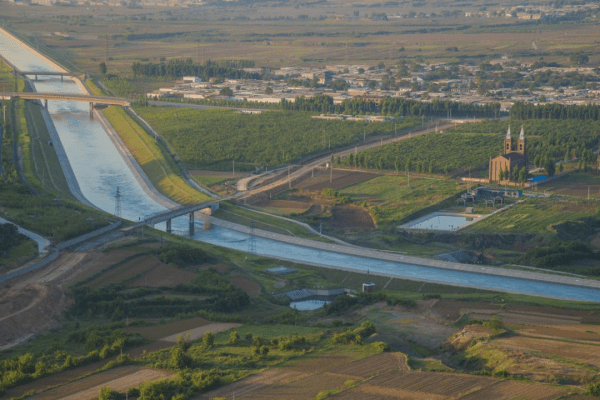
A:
[
  {"xmin": 295, "ymin": 169, "xmax": 379, "ymax": 192},
  {"xmin": 538, "ymin": 172, "xmax": 600, "ymax": 198},
  {"xmin": 201, "ymin": 350, "xmax": 571, "ymax": 400},
  {"xmin": 26, "ymin": 366, "xmax": 173, "ymax": 400},
  {"xmin": 341, "ymin": 174, "xmax": 464, "ymax": 226},
  {"xmin": 464, "ymin": 197, "xmax": 599, "ymax": 235},
  {"xmin": 125, "ymin": 317, "xmax": 211, "ymax": 341},
  {"xmin": 101, "ymin": 106, "xmax": 210, "ymax": 204},
  {"xmin": 4, "ymin": 340, "xmax": 174, "ymax": 399},
  {"xmin": 161, "ymin": 322, "xmax": 242, "ymax": 342}
]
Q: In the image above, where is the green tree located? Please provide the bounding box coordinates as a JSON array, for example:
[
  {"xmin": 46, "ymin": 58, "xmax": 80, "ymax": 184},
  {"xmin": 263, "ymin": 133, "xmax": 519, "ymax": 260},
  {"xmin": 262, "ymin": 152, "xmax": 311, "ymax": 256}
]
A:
[
  {"xmin": 265, "ymin": 86, "xmax": 273, "ymax": 95},
  {"xmin": 220, "ymin": 87, "xmax": 233, "ymax": 96},
  {"xmin": 558, "ymin": 161, "xmax": 564, "ymax": 173},
  {"xmin": 202, "ymin": 331, "xmax": 214, "ymax": 349},
  {"xmin": 99, "ymin": 62, "xmax": 107, "ymax": 75},
  {"xmin": 545, "ymin": 158, "xmax": 556, "ymax": 177},
  {"xmin": 99, "ymin": 386, "xmax": 118, "ymax": 400},
  {"xmin": 228, "ymin": 330, "xmax": 240, "ymax": 345}
]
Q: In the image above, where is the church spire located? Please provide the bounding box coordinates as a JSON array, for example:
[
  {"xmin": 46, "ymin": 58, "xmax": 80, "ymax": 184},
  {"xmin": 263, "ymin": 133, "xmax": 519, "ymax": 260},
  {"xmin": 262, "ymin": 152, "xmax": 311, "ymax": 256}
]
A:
[
  {"xmin": 506, "ymin": 126, "xmax": 511, "ymax": 139},
  {"xmin": 519, "ymin": 125, "xmax": 525, "ymax": 140}
]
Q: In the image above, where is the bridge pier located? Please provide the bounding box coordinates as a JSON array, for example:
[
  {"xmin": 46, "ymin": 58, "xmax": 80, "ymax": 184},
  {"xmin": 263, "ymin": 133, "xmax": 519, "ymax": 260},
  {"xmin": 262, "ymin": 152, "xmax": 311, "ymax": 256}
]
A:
[
  {"xmin": 34, "ymin": 74, "xmax": 38, "ymax": 81},
  {"xmin": 166, "ymin": 219, "xmax": 172, "ymax": 233},
  {"xmin": 89, "ymin": 102, "xmax": 94, "ymax": 120},
  {"xmin": 44, "ymin": 99, "xmax": 48, "ymax": 108},
  {"xmin": 189, "ymin": 212, "xmax": 195, "ymax": 236},
  {"xmin": 60, "ymin": 74, "xmax": 63, "ymax": 82}
]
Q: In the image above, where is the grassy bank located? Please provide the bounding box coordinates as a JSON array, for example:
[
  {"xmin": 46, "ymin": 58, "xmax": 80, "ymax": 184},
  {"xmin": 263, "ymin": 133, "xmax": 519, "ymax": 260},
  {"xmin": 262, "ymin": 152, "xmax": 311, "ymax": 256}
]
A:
[{"xmin": 101, "ymin": 106, "xmax": 210, "ymax": 205}]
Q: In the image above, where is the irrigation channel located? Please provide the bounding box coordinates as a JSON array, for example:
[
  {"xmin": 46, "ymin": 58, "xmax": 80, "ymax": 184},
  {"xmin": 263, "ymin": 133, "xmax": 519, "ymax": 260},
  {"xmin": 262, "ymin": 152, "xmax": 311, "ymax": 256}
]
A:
[{"xmin": 2, "ymin": 29, "xmax": 600, "ymax": 302}]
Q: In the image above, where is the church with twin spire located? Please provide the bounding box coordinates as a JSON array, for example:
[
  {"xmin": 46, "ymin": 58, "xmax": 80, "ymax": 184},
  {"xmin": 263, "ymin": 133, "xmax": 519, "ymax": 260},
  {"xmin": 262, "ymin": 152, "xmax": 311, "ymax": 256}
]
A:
[{"xmin": 488, "ymin": 126, "xmax": 527, "ymax": 182}]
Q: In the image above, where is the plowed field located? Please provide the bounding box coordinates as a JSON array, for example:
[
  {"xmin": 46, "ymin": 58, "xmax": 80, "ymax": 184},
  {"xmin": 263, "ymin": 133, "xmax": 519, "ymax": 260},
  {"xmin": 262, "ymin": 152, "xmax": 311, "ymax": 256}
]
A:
[
  {"xmin": 230, "ymin": 276, "xmax": 261, "ymax": 297},
  {"xmin": 26, "ymin": 366, "xmax": 173, "ymax": 400},
  {"xmin": 458, "ymin": 380, "xmax": 568, "ymax": 400},
  {"xmin": 130, "ymin": 263, "xmax": 197, "ymax": 287},
  {"xmin": 161, "ymin": 322, "xmax": 241, "ymax": 342},
  {"xmin": 329, "ymin": 205, "xmax": 375, "ymax": 229},
  {"xmin": 88, "ymin": 255, "xmax": 197, "ymax": 288},
  {"xmin": 126, "ymin": 317, "xmax": 210, "ymax": 340},
  {"xmin": 494, "ymin": 335, "xmax": 600, "ymax": 369}
]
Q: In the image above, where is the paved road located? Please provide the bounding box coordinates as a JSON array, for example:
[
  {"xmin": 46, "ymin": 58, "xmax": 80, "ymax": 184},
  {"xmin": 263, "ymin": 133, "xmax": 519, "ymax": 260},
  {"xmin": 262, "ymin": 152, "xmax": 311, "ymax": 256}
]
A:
[
  {"xmin": 0, "ymin": 216, "xmax": 51, "ymax": 253},
  {"xmin": 237, "ymin": 120, "xmax": 454, "ymax": 198}
]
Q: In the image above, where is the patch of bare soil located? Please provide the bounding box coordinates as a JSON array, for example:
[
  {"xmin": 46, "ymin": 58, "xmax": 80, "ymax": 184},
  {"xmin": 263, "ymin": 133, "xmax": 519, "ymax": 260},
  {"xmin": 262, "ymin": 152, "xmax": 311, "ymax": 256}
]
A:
[
  {"xmin": 0, "ymin": 283, "xmax": 68, "ymax": 348},
  {"xmin": 445, "ymin": 324, "xmax": 494, "ymax": 353},
  {"xmin": 161, "ymin": 322, "xmax": 241, "ymax": 342},
  {"xmin": 130, "ymin": 263, "xmax": 197, "ymax": 288},
  {"xmin": 229, "ymin": 276, "xmax": 261, "ymax": 297},
  {"xmin": 361, "ymin": 302, "xmax": 458, "ymax": 350},
  {"xmin": 328, "ymin": 205, "xmax": 375, "ymax": 230},
  {"xmin": 125, "ymin": 317, "xmax": 210, "ymax": 341}
]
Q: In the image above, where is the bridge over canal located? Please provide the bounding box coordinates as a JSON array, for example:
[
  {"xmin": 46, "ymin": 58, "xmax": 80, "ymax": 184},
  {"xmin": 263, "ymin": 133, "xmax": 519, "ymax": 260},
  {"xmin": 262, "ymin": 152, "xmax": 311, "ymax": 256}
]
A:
[{"xmin": 0, "ymin": 92, "xmax": 131, "ymax": 118}]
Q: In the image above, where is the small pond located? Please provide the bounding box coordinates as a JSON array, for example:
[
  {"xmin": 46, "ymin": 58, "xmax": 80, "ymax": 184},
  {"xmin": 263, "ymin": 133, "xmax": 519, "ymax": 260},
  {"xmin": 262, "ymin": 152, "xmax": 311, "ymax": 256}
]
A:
[
  {"xmin": 290, "ymin": 300, "xmax": 331, "ymax": 311},
  {"xmin": 407, "ymin": 214, "xmax": 477, "ymax": 231}
]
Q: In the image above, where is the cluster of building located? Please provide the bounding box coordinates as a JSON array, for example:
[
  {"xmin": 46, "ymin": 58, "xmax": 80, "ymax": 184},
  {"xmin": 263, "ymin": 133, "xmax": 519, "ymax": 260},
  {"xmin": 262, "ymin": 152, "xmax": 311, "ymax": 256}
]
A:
[{"xmin": 146, "ymin": 60, "xmax": 599, "ymax": 112}]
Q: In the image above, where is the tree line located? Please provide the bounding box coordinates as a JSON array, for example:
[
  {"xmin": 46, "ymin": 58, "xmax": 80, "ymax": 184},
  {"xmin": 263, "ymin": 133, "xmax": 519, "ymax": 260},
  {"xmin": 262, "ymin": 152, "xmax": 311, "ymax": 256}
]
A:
[
  {"xmin": 510, "ymin": 102, "xmax": 600, "ymax": 120},
  {"xmin": 283, "ymin": 95, "xmax": 501, "ymax": 117},
  {"xmin": 131, "ymin": 59, "xmax": 262, "ymax": 80}
]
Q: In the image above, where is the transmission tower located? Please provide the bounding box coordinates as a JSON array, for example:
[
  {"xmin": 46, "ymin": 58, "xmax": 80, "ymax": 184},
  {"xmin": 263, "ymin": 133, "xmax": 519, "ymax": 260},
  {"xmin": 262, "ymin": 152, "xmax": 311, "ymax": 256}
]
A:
[
  {"xmin": 248, "ymin": 219, "xmax": 256, "ymax": 255},
  {"xmin": 114, "ymin": 186, "xmax": 122, "ymax": 218}
]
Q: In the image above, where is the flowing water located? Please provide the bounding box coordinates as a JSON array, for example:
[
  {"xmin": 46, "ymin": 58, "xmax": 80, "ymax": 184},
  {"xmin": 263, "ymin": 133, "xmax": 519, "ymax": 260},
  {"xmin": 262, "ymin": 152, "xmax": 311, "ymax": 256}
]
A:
[{"xmin": 2, "ymin": 30, "xmax": 600, "ymax": 302}]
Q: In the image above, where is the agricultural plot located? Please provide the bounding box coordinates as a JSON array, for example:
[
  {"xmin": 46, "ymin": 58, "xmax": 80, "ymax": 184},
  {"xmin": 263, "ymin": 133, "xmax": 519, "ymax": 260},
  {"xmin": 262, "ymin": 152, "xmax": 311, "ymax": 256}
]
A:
[
  {"xmin": 295, "ymin": 170, "xmax": 378, "ymax": 192},
  {"xmin": 60, "ymin": 368, "xmax": 173, "ymax": 400},
  {"xmin": 464, "ymin": 197, "xmax": 599, "ymax": 235},
  {"xmin": 229, "ymin": 276, "xmax": 261, "ymax": 297},
  {"xmin": 161, "ymin": 322, "xmax": 241, "ymax": 342},
  {"xmin": 125, "ymin": 317, "xmax": 210, "ymax": 341},
  {"xmin": 341, "ymin": 175, "xmax": 464, "ymax": 225},
  {"xmin": 539, "ymin": 172, "xmax": 600, "ymax": 198},
  {"xmin": 27, "ymin": 366, "xmax": 173, "ymax": 400},
  {"xmin": 87, "ymin": 255, "xmax": 160, "ymax": 287},
  {"xmin": 458, "ymin": 380, "xmax": 568, "ymax": 400},
  {"xmin": 130, "ymin": 262, "xmax": 197, "ymax": 288},
  {"xmin": 199, "ymin": 352, "xmax": 404, "ymax": 400}
]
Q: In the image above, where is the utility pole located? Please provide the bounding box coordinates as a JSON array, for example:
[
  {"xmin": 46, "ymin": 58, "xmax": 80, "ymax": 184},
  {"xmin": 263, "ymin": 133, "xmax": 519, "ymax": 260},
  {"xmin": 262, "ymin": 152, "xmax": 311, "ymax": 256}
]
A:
[
  {"xmin": 363, "ymin": 130, "xmax": 366, "ymax": 142},
  {"xmin": 395, "ymin": 123, "xmax": 396, "ymax": 136},
  {"xmin": 330, "ymin": 164, "xmax": 333, "ymax": 183},
  {"xmin": 232, "ymin": 160, "xmax": 235, "ymax": 177},
  {"xmin": 105, "ymin": 35, "xmax": 109, "ymax": 62}
]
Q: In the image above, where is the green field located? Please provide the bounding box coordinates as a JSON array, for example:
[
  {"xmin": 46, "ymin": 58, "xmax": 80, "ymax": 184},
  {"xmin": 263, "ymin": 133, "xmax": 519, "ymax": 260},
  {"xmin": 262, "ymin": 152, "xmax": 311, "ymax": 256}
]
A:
[
  {"xmin": 102, "ymin": 106, "xmax": 211, "ymax": 205},
  {"xmin": 465, "ymin": 197, "xmax": 600, "ymax": 235},
  {"xmin": 134, "ymin": 106, "xmax": 420, "ymax": 170},
  {"xmin": 341, "ymin": 174, "xmax": 464, "ymax": 226}
]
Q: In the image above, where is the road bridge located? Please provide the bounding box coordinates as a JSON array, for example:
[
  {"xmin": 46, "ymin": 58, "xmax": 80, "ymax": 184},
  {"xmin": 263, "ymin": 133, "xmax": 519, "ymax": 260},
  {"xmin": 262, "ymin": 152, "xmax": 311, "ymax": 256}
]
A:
[
  {"xmin": 136, "ymin": 196, "xmax": 234, "ymax": 235},
  {"xmin": 0, "ymin": 92, "xmax": 130, "ymax": 119},
  {"xmin": 17, "ymin": 71, "xmax": 81, "ymax": 82}
]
